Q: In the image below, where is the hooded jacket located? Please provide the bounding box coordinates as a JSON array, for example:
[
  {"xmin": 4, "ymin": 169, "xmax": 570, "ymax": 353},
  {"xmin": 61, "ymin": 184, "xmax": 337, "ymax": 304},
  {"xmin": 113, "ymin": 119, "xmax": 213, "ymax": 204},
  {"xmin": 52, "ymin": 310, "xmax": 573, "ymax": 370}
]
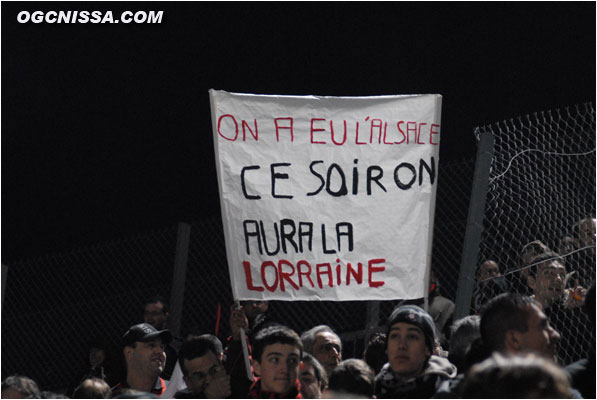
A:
[{"xmin": 374, "ymin": 355, "xmax": 457, "ymax": 398}]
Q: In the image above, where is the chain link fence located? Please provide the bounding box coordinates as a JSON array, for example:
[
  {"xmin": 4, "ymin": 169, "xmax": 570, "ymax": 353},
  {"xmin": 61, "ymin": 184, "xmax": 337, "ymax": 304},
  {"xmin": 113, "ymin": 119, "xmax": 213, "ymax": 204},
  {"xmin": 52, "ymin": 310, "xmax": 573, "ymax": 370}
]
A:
[
  {"xmin": 1, "ymin": 156, "xmax": 474, "ymax": 392},
  {"xmin": 2, "ymin": 103, "xmax": 593, "ymax": 392},
  {"xmin": 462, "ymin": 103, "xmax": 596, "ymax": 366},
  {"xmin": 1, "ymin": 228, "xmax": 178, "ymax": 392}
]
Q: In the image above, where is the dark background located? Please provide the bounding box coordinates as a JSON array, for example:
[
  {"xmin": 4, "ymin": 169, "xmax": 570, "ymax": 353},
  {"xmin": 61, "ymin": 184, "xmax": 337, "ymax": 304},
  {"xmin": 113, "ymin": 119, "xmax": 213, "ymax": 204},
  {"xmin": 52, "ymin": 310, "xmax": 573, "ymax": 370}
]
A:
[{"xmin": 2, "ymin": 2, "xmax": 595, "ymax": 262}]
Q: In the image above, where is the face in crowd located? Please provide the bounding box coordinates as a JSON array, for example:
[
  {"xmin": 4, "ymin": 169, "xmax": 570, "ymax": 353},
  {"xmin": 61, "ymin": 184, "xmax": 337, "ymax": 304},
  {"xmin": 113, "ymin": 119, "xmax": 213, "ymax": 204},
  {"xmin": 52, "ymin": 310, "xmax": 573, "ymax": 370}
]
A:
[
  {"xmin": 510, "ymin": 304, "xmax": 560, "ymax": 360},
  {"xmin": 124, "ymin": 338, "xmax": 166, "ymax": 379},
  {"xmin": 143, "ymin": 301, "xmax": 168, "ymax": 331},
  {"xmin": 89, "ymin": 347, "xmax": 106, "ymax": 368},
  {"xmin": 253, "ymin": 343, "xmax": 302, "ymax": 395},
  {"xmin": 578, "ymin": 218, "xmax": 596, "ymax": 251},
  {"xmin": 386, "ymin": 322, "xmax": 431, "ymax": 380},
  {"xmin": 312, "ymin": 332, "xmax": 342, "ymax": 376},
  {"xmin": 182, "ymin": 350, "xmax": 231, "ymax": 398},
  {"xmin": 528, "ymin": 260, "xmax": 566, "ymax": 307},
  {"xmin": 299, "ymin": 360, "xmax": 323, "ymax": 399},
  {"xmin": 478, "ymin": 260, "xmax": 500, "ymax": 283},
  {"xmin": 240, "ymin": 300, "xmax": 268, "ymax": 321}
]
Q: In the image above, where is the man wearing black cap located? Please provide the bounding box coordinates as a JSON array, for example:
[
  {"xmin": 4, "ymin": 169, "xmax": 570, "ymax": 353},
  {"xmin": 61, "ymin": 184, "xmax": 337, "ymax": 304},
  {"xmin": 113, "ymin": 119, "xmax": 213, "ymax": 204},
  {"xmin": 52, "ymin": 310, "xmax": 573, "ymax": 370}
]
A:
[
  {"xmin": 374, "ymin": 305, "xmax": 456, "ymax": 398},
  {"xmin": 111, "ymin": 323, "xmax": 172, "ymax": 397}
]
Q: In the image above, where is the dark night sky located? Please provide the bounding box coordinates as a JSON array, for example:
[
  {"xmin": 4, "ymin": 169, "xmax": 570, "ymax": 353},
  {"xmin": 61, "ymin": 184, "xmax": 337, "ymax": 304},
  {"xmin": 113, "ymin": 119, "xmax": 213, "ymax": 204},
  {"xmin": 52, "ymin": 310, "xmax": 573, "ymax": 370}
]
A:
[{"xmin": 2, "ymin": 2, "xmax": 595, "ymax": 261}]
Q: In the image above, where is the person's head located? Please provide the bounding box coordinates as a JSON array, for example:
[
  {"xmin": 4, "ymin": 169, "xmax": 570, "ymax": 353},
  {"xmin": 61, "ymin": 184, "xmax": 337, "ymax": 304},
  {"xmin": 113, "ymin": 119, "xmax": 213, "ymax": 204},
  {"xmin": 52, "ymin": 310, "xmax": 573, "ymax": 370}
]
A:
[
  {"xmin": 362, "ymin": 332, "xmax": 387, "ymax": 375},
  {"xmin": 143, "ymin": 295, "xmax": 169, "ymax": 330},
  {"xmin": 385, "ymin": 305, "xmax": 436, "ymax": 380},
  {"xmin": 240, "ymin": 300, "xmax": 269, "ymax": 321},
  {"xmin": 1, "ymin": 376, "xmax": 41, "ymax": 399},
  {"xmin": 252, "ymin": 325, "xmax": 303, "ymax": 395},
  {"xmin": 517, "ymin": 240, "xmax": 551, "ymax": 284},
  {"xmin": 558, "ymin": 235, "xmax": 577, "ymax": 255},
  {"xmin": 477, "ymin": 260, "xmax": 500, "ymax": 283},
  {"xmin": 461, "ymin": 352, "xmax": 572, "ymax": 398},
  {"xmin": 480, "ymin": 293, "xmax": 560, "ymax": 359},
  {"xmin": 448, "ymin": 315, "xmax": 481, "ymax": 373},
  {"xmin": 122, "ymin": 323, "xmax": 172, "ymax": 382},
  {"xmin": 179, "ymin": 335, "xmax": 227, "ymax": 395},
  {"xmin": 39, "ymin": 391, "xmax": 69, "ymax": 399},
  {"xmin": 301, "ymin": 325, "xmax": 342, "ymax": 376},
  {"xmin": 87, "ymin": 337, "xmax": 109, "ymax": 368},
  {"xmin": 113, "ymin": 389, "xmax": 159, "ymax": 398},
  {"xmin": 526, "ymin": 252, "xmax": 567, "ymax": 308},
  {"xmin": 300, "ymin": 353, "xmax": 327, "ymax": 399},
  {"xmin": 323, "ymin": 359, "xmax": 374, "ymax": 399},
  {"xmin": 519, "ymin": 240, "xmax": 550, "ymax": 267},
  {"xmin": 573, "ymin": 217, "xmax": 596, "ymax": 250},
  {"xmin": 73, "ymin": 378, "xmax": 111, "ymax": 399},
  {"xmin": 182, "ymin": 326, "xmax": 205, "ymax": 342}
]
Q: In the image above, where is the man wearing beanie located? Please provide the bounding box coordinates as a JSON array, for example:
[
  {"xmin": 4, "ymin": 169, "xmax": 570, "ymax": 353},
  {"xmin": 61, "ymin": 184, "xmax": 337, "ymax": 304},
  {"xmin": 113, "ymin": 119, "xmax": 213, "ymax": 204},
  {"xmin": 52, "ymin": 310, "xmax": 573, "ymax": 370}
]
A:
[{"xmin": 374, "ymin": 305, "xmax": 457, "ymax": 398}]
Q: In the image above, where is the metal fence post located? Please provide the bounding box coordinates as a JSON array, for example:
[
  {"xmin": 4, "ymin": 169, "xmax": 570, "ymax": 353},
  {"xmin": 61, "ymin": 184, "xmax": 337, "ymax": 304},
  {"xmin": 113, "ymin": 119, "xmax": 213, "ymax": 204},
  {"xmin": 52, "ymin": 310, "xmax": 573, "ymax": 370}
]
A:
[
  {"xmin": 366, "ymin": 300, "xmax": 380, "ymax": 333},
  {"xmin": 169, "ymin": 222, "xmax": 191, "ymax": 339},
  {"xmin": 453, "ymin": 129, "xmax": 495, "ymax": 321},
  {"xmin": 2, "ymin": 264, "xmax": 7, "ymax": 312}
]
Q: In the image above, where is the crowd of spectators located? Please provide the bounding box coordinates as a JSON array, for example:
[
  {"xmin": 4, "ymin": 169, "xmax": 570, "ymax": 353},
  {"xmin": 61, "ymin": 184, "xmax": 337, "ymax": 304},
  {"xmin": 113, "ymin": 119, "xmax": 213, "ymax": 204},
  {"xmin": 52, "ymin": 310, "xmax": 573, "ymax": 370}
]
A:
[{"xmin": 2, "ymin": 218, "xmax": 595, "ymax": 399}]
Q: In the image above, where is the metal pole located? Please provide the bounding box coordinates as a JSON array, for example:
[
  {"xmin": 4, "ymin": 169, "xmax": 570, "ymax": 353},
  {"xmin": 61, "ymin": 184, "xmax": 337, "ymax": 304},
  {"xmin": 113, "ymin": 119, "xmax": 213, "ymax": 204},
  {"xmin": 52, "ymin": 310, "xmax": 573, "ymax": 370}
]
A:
[
  {"xmin": 365, "ymin": 300, "xmax": 380, "ymax": 342},
  {"xmin": 169, "ymin": 222, "xmax": 191, "ymax": 339},
  {"xmin": 1, "ymin": 264, "xmax": 7, "ymax": 312},
  {"xmin": 453, "ymin": 129, "xmax": 495, "ymax": 321}
]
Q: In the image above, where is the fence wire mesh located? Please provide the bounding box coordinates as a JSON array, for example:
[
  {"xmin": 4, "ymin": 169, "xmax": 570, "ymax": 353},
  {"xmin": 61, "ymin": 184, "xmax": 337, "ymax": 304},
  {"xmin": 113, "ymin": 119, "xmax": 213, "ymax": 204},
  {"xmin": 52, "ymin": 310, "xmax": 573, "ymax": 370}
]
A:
[
  {"xmin": 1, "ymin": 228, "xmax": 178, "ymax": 392},
  {"xmin": 9, "ymin": 100, "xmax": 594, "ymax": 392},
  {"xmin": 1, "ymin": 157, "xmax": 473, "ymax": 392},
  {"xmin": 472, "ymin": 103, "xmax": 596, "ymax": 366}
]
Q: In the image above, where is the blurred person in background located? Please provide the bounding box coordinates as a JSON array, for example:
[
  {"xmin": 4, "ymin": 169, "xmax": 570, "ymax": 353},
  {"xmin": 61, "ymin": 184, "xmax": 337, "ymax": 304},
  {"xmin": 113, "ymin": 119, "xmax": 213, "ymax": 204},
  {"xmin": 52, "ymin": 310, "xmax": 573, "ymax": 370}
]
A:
[
  {"xmin": 1, "ymin": 375, "xmax": 41, "ymax": 399},
  {"xmin": 301, "ymin": 325, "xmax": 343, "ymax": 377},
  {"xmin": 447, "ymin": 315, "xmax": 481, "ymax": 374},
  {"xmin": 73, "ymin": 377, "xmax": 111, "ymax": 399},
  {"xmin": 300, "ymin": 353, "xmax": 327, "ymax": 399},
  {"xmin": 511, "ymin": 240, "xmax": 551, "ymax": 295},
  {"xmin": 472, "ymin": 260, "xmax": 510, "ymax": 312},
  {"xmin": 143, "ymin": 295, "xmax": 178, "ymax": 381},
  {"xmin": 427, "ymin": 270, "xmax": 455, "ymax": 348},
  {"xmin": 461, "ymin": 353, "xmax": 572, "ymax": 398},
  {"xmin": 362, "ymin": 332, "xmax": 387, "ymax": 375},
  {"xmin": 323, "ymin": 359, "xmax": 374, "ymax": 399}
]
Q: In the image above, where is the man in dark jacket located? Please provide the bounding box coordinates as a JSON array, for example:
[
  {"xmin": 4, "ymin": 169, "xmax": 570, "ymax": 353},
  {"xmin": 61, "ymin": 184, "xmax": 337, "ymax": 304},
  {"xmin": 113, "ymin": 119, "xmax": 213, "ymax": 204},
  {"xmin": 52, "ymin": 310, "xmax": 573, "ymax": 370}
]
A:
[{"xmin": 374, "ymin": 305, "xmax": 457, "ymax": 398}]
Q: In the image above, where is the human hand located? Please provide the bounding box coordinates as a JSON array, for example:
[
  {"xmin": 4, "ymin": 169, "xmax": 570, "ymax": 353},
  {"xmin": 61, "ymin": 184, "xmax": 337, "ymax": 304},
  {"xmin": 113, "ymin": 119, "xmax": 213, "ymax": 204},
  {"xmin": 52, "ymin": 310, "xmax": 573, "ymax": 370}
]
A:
[
  {"xmin": 230, "ymin": 304, "xmax": 249, "ymax": 341},
  {"xmin": 565, "ymin": 285, "xmax": 586, "ymax": 309},
  {"xmin": 204, "ymin": 367, "xmax": 231, "ymax": 399}
]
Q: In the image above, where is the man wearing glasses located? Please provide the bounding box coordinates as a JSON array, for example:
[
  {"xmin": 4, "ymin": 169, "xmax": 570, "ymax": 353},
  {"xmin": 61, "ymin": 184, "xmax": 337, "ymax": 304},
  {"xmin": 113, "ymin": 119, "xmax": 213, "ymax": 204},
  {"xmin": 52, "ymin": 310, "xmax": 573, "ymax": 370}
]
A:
[{"xmin": 175, "ymin": 335, "xmax": 231, "ymax": 399}]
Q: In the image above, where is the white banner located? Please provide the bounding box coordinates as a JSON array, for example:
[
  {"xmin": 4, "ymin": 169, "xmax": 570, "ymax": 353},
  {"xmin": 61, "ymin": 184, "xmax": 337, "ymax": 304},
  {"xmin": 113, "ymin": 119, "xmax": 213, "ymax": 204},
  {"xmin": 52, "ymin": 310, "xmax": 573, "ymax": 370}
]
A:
[{"xmin": 210, "ymin": 90, "xmax": 441, "ymax": 301}]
